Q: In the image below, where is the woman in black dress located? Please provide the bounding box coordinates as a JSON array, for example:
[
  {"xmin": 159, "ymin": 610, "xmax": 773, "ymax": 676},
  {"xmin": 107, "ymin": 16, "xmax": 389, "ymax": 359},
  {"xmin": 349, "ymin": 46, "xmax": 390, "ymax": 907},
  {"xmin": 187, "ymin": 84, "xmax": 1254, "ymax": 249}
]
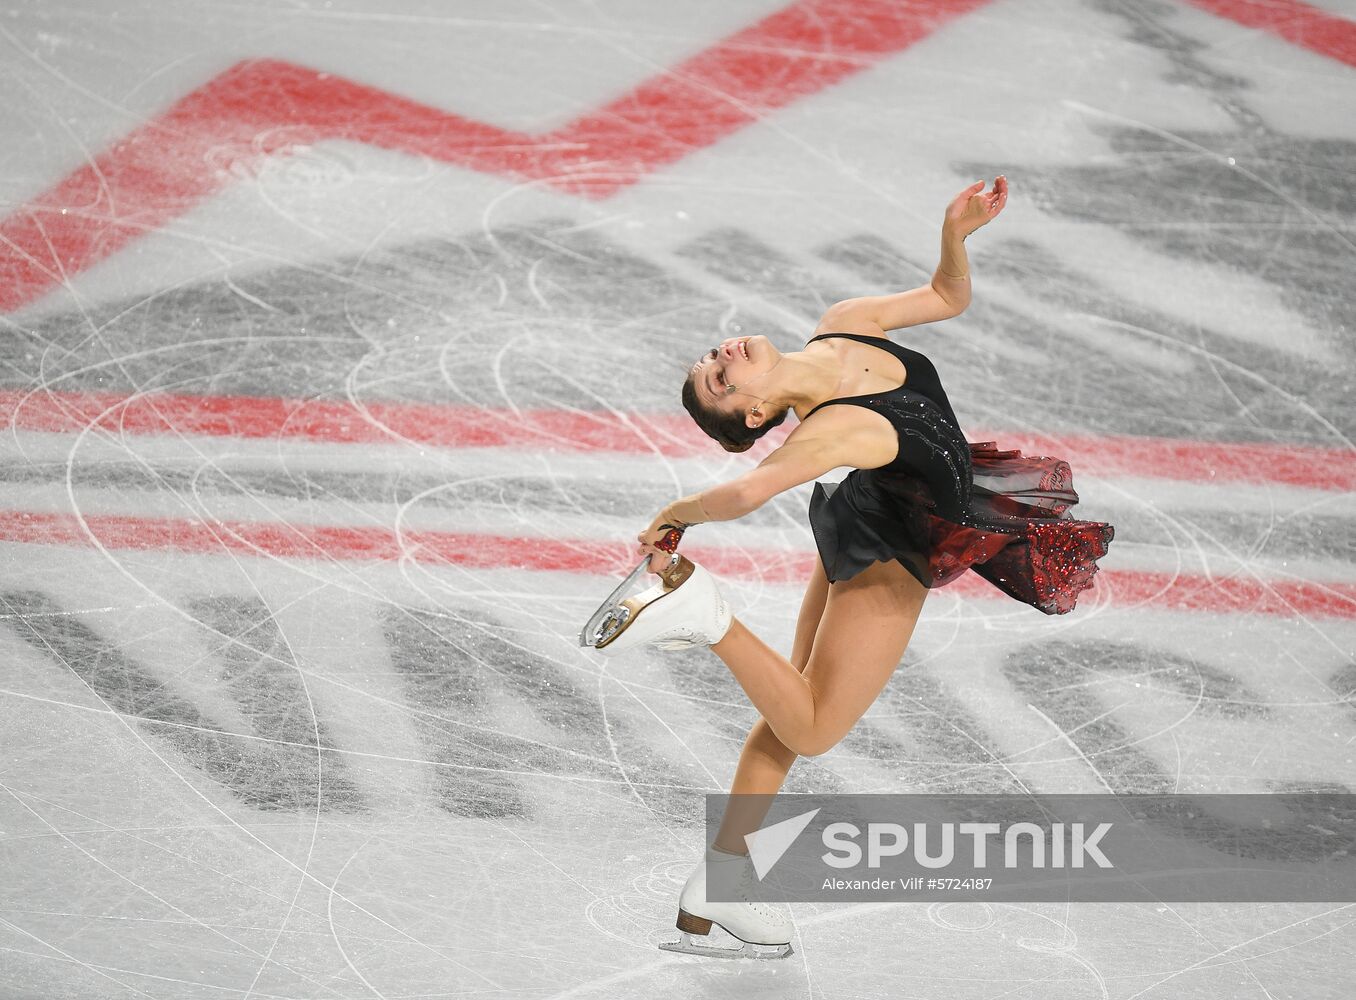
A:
[{"xmin": 623, "ymin": 177, "xmax": 1114, "ymax": 957}]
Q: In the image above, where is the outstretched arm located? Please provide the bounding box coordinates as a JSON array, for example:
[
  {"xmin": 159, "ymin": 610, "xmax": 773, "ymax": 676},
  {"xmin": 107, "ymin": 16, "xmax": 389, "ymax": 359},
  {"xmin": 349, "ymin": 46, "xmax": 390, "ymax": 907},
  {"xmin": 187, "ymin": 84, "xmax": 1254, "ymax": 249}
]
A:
[
  {"xmin": 636, "ymin": 435, "xmax": 849, "ymax": 571},
  {"xmin": 815, "ymin": 176, "xmax": 1008, "ymax": 336}
]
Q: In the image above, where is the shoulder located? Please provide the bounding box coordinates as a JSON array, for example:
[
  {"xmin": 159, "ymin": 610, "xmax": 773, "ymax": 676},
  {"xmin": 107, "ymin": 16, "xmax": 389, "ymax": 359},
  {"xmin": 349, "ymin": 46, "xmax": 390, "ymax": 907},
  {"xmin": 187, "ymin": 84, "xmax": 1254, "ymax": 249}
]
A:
[{"xmin": 811, "ymin": 304, "xmax": 889, "ymax": 340}]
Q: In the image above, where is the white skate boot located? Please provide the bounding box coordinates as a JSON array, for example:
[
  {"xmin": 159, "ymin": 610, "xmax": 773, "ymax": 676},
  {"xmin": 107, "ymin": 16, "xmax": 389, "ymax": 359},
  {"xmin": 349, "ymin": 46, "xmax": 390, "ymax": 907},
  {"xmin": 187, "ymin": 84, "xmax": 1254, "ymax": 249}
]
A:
[
  {"xmin": 658, "ymin": 847, "xmax": 794, "ymax": 959},
  {"xmin": 592, "ymin": 555, "xmax": 732, "ymax": 656}
]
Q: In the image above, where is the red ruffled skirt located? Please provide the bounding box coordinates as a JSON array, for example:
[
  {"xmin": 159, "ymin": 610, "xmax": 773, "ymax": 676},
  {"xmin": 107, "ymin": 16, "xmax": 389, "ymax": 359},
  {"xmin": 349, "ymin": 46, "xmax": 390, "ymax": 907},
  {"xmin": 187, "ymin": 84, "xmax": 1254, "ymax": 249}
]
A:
[{"xmin": 808, "ymin": 442, "xmax": 1113, "ymax": 615}]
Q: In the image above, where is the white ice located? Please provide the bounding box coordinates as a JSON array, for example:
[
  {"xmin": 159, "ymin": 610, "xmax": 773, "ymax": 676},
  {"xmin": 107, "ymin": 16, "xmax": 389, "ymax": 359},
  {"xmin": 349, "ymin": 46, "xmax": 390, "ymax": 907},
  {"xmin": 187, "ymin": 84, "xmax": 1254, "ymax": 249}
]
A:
[{"xmin": 1, "ymin": 1, "xmax": 1354, "ymax": 997}]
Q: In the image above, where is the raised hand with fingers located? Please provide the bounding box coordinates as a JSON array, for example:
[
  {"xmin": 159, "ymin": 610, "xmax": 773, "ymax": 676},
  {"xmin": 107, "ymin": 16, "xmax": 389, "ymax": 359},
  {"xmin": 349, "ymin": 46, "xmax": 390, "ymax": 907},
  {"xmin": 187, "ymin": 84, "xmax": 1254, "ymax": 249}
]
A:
[{"xmin": 944, "ymin": 175, "xmax": 1009, "ymax": 239}]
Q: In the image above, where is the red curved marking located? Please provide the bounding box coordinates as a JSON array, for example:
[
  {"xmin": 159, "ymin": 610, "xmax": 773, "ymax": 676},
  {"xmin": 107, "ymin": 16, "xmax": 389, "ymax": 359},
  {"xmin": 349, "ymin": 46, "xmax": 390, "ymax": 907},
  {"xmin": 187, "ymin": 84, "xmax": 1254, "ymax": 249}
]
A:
[
  {"xmin": 5, "ymin": 0, "xmax": 1349, "ymax": 315},
  {"xmin": 0, "ymin": 0, "xmax": 990, "ymax": 313},
  {"xmin": 1184, "ymin": 0, "xmax": 1356, "ymax": 66}
]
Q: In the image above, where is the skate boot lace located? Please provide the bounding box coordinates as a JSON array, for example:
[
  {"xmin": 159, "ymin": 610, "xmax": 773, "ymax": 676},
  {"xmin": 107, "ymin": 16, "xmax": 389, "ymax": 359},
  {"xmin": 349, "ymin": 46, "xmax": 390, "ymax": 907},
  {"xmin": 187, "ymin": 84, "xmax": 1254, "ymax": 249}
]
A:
[{"xmin": 733, "ymin": 859, "xmax": 784, "ymax": 922}]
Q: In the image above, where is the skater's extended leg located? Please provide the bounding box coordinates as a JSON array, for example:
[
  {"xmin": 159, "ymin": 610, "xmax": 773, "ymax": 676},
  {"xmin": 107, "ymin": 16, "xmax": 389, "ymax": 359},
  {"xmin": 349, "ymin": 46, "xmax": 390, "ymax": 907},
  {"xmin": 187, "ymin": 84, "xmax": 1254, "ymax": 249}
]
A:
[
  {"xmin": 670, "ymin": 720, "xmax": 804, "ymax": 955},
  {"xmin": 665, "ymin": 562, "xmax": 925, "ymax": 957},
  {"xmin": 710, "ymin": 557, "xmax": 926, "ymax": 758},
  {"xmin": 711, "ymin": 559, "xmax": 828, "ymax": 854},
  {"xmin": 665, "ymin": 562, "xmax": 923, "ymax": 958},
  {"xmin": 711, "ymin": 720, "xmax": 795, "ymax": 854}
]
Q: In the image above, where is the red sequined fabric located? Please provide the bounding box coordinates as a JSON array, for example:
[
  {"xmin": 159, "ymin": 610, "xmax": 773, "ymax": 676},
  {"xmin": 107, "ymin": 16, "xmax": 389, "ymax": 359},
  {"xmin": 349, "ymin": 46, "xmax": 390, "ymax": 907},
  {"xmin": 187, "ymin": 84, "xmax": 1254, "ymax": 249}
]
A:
[
  {"xmin": 928, "ymin": 442, "xmax": 1114, "ymax": 614},
  {"xmin": 808, "ymin": 441, "xmax": 1114, "ymax": 615}
]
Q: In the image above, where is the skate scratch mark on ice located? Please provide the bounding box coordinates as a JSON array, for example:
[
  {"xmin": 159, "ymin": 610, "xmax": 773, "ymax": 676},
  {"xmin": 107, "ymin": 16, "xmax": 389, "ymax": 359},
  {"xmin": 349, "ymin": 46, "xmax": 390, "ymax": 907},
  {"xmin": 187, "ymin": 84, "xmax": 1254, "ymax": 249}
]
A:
[
  {"xmin": 50, "ymin": 367, "xmax": 493, "ymax": 795},
  {"xmin": 548, "ymin": 901, "xmax": 939, "ymax": 998},
  {"xmin": 0, "ymin": 684, "xmax": 709, "ymax": 790},
  {"xmin": 542, "ymin": 959, "xmax": 702, "ymax": 1000},
  {"xmin": 1124, "ymin": 905, "xmax": 1356, "ymax": 1000},
  {"xmin": 0, "ymin": 914, "xmax": 156, "ymax": 998},
  {"xmin": 0, "ymin": 604, "xmax": 155, "ymax": 618},
  {"xmin": 1025, "ymin": 704, "xmax": 1118, "ymax": 794},
  {"xmin": 1, "ymin": 785, "xmax": 374, "ymax": 935},
  {"xmin": 1156, "ymin": 896, "xmax": 1281, "ymax": 1000},
  {"xmin": 1128, "ymin": 472, "xmax": 1356, "ymax": 682},
  {"xmin": 1021, "ymin": 693, "xmax": 1206, "ymax": 771},
  {"xmin": 631, "ymin": 680, "xmax": 746, "ymax": 792},
  {"xmin": 1016, "ymin": 923, "xmax": 1109, "ymax": 1000},
  {"xmin": 231, "ymin": 579, "xmax": 330, "ymax": 1000},
  {"xmin": 1076, "ymin": 318, "xmax": 1356, "ymax": 679},
  {"xmin": 911, "ymin": 700, "xmax": 1038, "ymax": 795},
  {"xmin": 4, "ymin": 0, "xmax": 1347, "ymax": 315},
  {"xmin": 5, "ymin": 508, "xmax": 1356, "ymax": 621},
  {"xmin": 0, "ymin": 938, "xmax": 269, "ymax": 995},
  {"xmin": 597, "ymin": 671, "xmax": 703, "ymax": 848},
  {"xmin": 6, "ymin": 387, "xmax": 1354, "ymax": 491},
  {"xmin": 498, "ymin": 823, "xmax": 602, "ymax": 903},
  {"xmin": 326, "ymin": 834, "xmax": 390, "ymax": 1000},
  {"xmin": 100, "ymin": 357, "xmax": 671, "ymax": 824},
  {"xmin": 0, "ymin": 0, "xmax": 996, "ymax": 313},
  {"xmin": 1082, "ymin": 315, "xmax": 1354, "ymax": 452},
  {"xmin": 0, "ymin": 782, "xmax": 348, "ymax": 997},
  {"xmin": 528, "ymin": 351, "xmax": 700, "ymax": 495},
  {"xmin": 1065, "ymin": 98, "xmax": 1356, "ymax": 262},
  {"xmin": 1171, "ymin": 731, "xmax": 1185, "ymax": 794},
  {"xmin": 1096, "ymin": 476, "xmax": 1354, "ymax": 683},
  {"xmin": 0, "ymin": 594, "xmax": 507, "ymax": 988}
]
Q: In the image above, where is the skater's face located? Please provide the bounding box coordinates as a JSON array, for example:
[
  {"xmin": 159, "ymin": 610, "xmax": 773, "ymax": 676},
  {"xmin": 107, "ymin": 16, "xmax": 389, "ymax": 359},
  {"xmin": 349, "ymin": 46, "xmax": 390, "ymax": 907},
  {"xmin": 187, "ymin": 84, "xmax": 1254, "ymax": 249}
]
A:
[
  {"xmin": 681, "ymin": 334, "xmax": 785, "ymax": 453},
  {"xmin": 689, "ymin": 335, "xmax": 768, "ymax": 413}
]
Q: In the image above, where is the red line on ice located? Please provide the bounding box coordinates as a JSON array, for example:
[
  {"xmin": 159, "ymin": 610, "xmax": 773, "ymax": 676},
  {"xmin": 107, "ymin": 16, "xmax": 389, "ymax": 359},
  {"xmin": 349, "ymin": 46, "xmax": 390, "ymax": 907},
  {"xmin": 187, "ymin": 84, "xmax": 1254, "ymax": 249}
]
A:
[
  {"xmin": 0, "ymin": 0, "xmax": 990, "ymax": 313},
  {"xmin": 4, "ymin": 387, "xmax": 1353, "ymax": 492},
  {"xmin": 3, "ymin": 0, "xmax": 1353, "ymax": 314},
  {"xmin": 1, "ymin": 508, "xmax": 1352, "ymax": 620},
  {"xmin": 1183, "ymin": 0, "xmax": 1356, "ymax": 66}
]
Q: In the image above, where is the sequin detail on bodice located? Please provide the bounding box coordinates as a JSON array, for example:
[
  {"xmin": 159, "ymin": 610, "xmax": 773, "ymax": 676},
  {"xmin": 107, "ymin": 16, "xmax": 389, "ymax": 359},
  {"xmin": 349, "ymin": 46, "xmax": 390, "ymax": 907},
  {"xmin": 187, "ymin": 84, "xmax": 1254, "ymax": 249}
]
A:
[
  {"xmin": 801, "ymin": 335, "xmax": 1114, "ymax": 612},
  {"xmin": 803, "ymin": 333, "xmax": 971, "ymax": 519}
]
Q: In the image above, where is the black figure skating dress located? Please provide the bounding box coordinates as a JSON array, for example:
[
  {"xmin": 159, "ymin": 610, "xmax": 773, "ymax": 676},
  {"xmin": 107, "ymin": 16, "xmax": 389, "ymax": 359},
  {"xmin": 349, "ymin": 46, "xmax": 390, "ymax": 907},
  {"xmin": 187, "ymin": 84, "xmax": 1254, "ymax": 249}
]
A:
[{"xmin": 804, "ymin": 333, "xmax": 1113, "ymax": 615}]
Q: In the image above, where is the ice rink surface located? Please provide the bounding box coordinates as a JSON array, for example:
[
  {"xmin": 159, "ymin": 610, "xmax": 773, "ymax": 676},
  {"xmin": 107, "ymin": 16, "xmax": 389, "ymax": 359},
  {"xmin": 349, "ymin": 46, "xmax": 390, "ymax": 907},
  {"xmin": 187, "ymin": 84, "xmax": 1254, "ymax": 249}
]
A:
[{"xmin": 1, "ymin": 0, "xmax": 1354, "ymax": 996}]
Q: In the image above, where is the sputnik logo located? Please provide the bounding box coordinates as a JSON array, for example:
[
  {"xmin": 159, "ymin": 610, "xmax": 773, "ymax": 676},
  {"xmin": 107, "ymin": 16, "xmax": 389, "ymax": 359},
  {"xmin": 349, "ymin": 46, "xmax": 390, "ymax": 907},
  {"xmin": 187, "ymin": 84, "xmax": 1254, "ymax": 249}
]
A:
[{"xmin": 744, "ymin": 808, "xmax": 820, "ymax": 880}]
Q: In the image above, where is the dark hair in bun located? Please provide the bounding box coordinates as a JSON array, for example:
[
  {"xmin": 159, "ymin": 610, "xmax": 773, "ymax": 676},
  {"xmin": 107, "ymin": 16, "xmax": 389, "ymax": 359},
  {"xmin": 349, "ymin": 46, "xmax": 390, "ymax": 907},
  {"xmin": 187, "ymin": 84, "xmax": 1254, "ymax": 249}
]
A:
[{"xmin": 681, "ymin": 373, "xmax": 786, "ymax": 453}]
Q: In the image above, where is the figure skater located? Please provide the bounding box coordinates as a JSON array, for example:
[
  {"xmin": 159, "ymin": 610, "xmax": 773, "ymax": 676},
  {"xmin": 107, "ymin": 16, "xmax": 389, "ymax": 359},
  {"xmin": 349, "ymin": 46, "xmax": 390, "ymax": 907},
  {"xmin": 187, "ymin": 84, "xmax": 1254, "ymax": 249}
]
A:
[{"xmin": 600, "ymin": 177, "xmax": 1113, "ymax": 958}]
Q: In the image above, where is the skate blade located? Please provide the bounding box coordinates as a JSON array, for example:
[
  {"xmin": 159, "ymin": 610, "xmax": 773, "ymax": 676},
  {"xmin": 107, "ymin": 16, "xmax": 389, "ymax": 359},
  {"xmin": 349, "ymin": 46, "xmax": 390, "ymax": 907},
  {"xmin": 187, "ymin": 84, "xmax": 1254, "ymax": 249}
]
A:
[
  {"xmin": 584, "ymin": 554, "xmax": 693, "ymax": 652},
  {"xmin": 658, "ymin": 931, "xmax": 793, "ymax": 960},
  {"xmin": 578, "ymin": 559, "xmax": 653, "ymax": 648}
]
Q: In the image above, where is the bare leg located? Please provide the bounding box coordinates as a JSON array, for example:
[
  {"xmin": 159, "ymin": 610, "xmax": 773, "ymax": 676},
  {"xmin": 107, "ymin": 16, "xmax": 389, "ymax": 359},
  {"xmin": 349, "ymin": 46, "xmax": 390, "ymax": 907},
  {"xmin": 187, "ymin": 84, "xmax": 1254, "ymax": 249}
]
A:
[
  {"xmin": 711, "ymin": 557, "xmax": 928, "ymax": 853},
  {"xmin": 711, "ymin": 721, "xmax": 797, "ymax": 855},
  {"xmin": 711, "ymin": 559, "xmax": 829, "ymax": 853},
  {"xmin": 711, "ymin": 556, "xmax": 926, "ymax": 756}
]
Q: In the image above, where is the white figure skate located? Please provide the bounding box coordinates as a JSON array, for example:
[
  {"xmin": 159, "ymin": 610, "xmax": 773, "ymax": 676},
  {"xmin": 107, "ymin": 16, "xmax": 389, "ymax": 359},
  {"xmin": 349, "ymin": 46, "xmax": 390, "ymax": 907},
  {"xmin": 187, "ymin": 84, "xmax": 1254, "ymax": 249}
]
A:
[
  {"xmin": 582, "ymin": 552, "xmax": 731, "ymax": 656},
  {"xmin": 658, "ymin": 848, "xmax": 794, "ymax": 959}
]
